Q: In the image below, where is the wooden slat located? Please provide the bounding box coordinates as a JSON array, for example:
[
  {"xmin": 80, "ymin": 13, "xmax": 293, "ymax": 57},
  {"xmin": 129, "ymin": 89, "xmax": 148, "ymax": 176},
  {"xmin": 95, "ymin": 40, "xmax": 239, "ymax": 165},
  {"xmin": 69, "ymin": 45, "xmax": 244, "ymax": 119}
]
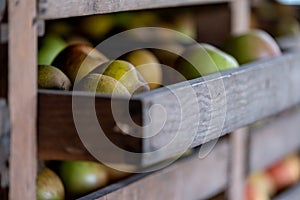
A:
[
  {"xmin": 38, "ymin": 0, "xmax": 232, "ymax": 20},
  {"xmin": 8, "ymin": 0, "xmax": 37, "ymax": 199},
  {"xmin": 140, "ymin": 51, "xmax": 300, "ymax": 165},
  {"xmin": 249, "ymin": 106, "xmax": 300, "ymax": 173},
  {"xmin": 228, "ymin": 128, "xmax": 248, "ymax": 200},
  {"xmin": 38, "ymin": 90, "xmax": 143, "ymax": 163},
  {"xmin": 230, "ymin": 0, "xmax": 249, "ymax": 34},
  {"xmin": 80, "ymin": 140, "xmax": 229, "ymax": 200}
]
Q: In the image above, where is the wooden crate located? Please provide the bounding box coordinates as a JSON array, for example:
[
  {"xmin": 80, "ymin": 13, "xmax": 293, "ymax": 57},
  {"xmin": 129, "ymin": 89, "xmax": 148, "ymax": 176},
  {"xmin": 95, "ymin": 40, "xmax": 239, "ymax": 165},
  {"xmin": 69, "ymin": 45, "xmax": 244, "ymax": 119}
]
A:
[
  {"xmin": 3, "ymin": 0, "xmax": 254, "ymax": 199},
  {"xmin": 79, "ymin": 140, "xmax": 229, "ymax": 200},
  {"xmin": 38, "ymin": 51, "xmax": 300, "ymax": 167}
]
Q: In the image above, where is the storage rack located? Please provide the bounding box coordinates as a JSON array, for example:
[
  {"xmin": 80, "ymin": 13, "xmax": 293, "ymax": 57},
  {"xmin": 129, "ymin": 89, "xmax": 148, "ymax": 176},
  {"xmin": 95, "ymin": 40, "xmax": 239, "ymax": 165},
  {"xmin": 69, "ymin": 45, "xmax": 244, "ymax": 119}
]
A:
[{"xmin": 2, "ymin": 0, "xmax": 300, "ymax": 199}]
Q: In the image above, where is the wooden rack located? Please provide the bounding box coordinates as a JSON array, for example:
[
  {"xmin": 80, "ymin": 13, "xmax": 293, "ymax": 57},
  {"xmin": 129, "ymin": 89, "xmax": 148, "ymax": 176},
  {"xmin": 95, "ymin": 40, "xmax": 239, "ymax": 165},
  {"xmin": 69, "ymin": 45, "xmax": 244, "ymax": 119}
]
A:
[{"xmin": 4, "ymin": 0, "xmax": 300, "ymax": 199}]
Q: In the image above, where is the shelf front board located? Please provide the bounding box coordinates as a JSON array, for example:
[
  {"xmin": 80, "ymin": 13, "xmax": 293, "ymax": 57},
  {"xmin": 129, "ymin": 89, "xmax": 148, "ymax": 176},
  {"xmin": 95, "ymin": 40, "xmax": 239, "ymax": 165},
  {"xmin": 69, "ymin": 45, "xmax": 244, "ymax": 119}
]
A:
[
  {"xmin": 38, "ymin": 51, "xmax": 300, "ymax": 166},
  {"xmin": 249, "ymin": 106, "xmax": 300, "ymax": 173},
  {"xmin": 38, "ymin": 0, "xmax": 232, "ymax": 20},
  {"xmin": 80, "ymin": 141, "xmax": 229, "ymax": 200}
]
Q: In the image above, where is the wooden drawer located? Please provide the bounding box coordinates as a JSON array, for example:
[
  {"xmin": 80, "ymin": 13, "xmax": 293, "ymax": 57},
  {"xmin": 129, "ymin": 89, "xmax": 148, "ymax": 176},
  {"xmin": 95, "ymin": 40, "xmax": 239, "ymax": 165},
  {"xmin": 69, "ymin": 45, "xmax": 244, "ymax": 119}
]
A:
[
  {"xmin": 38, "ymin": 51, "xmax": 300, "ymax": 167},
  {"xmin": 79, "ymin": 140, "xmax": 229, "ymax": 200}
]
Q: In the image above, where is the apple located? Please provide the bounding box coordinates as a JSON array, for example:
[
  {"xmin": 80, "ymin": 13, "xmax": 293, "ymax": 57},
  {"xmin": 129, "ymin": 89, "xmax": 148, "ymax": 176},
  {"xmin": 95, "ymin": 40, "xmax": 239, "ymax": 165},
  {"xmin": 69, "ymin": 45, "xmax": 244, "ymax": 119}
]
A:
[
  {"xmin": 52, "ymin": 44, "xmax": 108, "ymax": 83},
  {"xmin": 57, "ymin": 161, "xmax": 109, "ymax": 198},
  {"xmin": 122, "ymin": 49, "xmax": 162, "ymax": 89},
  {"xmin": 38, "ymin": 34, "xmax": 67, "ymax": 65},
  {"xmin": 91, "ymin": 60, "xmax": 150, "ymax": 94},
  {"xmin": 266, "ymin": 154, "xmax": 300, "ymax": 191},
  {"xmin": 175, "ymin": 43, "xmax": 239, "ymax": 80},
  {"xmin": 36, "ymin": 167, "xmax": 65, "ymax": 200},
  {"xmin": 76, "ymin": 73, "xmax": 130, "ymax": 95},
  {"xmin": 223, "ymin": 29, "xmax": 281, "ymax": 64}
]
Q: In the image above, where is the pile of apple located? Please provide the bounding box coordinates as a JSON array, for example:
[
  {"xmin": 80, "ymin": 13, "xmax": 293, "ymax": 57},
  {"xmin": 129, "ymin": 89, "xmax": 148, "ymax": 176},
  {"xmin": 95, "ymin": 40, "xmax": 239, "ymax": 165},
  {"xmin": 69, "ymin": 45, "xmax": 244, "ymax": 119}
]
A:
[
  {"xmin": 245, "ymin": 153, "xmax": 300, "ymax": 200},
  {"xmin": 36, "ymin": 29, "xmax": 282, "ymax": 199},
  {"xmin": 37, "ymin": 161, "xmax": 131, "ymax": 199},
  {"xmin": 38, "ymin": 29, "xmax": 281, "ymax": 95}
]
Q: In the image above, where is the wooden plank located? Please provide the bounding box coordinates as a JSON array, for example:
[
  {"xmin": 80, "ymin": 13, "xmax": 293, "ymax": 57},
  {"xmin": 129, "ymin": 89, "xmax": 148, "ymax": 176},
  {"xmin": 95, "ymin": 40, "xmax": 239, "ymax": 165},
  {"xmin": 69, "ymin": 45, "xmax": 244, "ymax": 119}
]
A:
[
  {"xmin": 8, "ymin": 0, "xmax": 37, "ymax": 199},
  {"xmin": 140, "ymin": 51, "xmax": 300, "ymax": 165},
  {"xmin": 249, "ymin": 106, "xmax": 300, "ymax": 173},
  {"xmin": 38, "ymin": 90, "xmax": 143, "ymax": 164},
  {"xmin": 80, "ymin": 140, "xmax": 229, "ymax": 200},
  {"xmin": 228, "ymin": 128, "xmax": 248, "ymax": 200},
  {"xmin": 230, "ymin": 0, "xmax": 249, "ymax": 34},
  {"xmin": 38, "ymin": 0, "xmax": 232, "ymax": 20}
]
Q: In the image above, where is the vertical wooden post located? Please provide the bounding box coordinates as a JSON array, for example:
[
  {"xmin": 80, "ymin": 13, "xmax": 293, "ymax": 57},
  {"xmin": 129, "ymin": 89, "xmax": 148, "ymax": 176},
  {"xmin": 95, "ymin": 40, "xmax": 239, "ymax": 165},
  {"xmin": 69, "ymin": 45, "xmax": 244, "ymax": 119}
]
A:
[
  {"xmin": 231, "ymin": 0, "xmax": 250, "ymax": 35},
  {"xmin": 228, "ymin": 128, "xmax": 248, "ymax": 200},
  {"xmin": 228, "ymin": 0, "xmax": 250, "ymax": 200},
  {"xmin": 8, "ymin": 0, "xmax": 37, "ymax": 199}
]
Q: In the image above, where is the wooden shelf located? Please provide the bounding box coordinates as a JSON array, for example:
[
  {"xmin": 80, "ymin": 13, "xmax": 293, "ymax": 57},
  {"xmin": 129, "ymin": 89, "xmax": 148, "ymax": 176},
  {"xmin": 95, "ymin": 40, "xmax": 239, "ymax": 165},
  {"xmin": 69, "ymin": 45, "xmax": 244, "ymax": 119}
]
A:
[
  {"xmin": 38, "ymin": 0, "xmax": 232, "ymax": 20},
  {"xmin": 38, "ymin": 51, "xmax": 300, "ymax": 166},
  {"xmin": 249, "ymin": 106, "xmax": 300, "ymax": 173},
  {"xmin": 79, "ymin": 140, "xmax": 229, "ymax": 200}
]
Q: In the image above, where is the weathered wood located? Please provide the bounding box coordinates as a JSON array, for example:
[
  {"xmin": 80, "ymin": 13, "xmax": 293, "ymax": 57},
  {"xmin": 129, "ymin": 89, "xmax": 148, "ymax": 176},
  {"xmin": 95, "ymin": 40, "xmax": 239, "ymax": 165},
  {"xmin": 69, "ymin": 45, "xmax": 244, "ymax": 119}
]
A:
[
  {"xmin": 38, "ymin": 52, "xmax": 300, "ymax": 166},
  {"xmin": 80, "ymin": 140, "xmax": 229, "ymax": 200},
  {"xmin": 230, "ymin": 0, "xmax": 249, "ymax": 34},
  {"xmin": 249, "ymin": 106, "xmax": 300, "ymax": 173},
  {"xmin": 228, "ymin": 128, "xmax": 248, "ymax": 200},
  {"xmin": 38, "ymin": 90, "xmax": 143, "ymax": 163},
  {"xmin": 8, "ymin": 0, "xmax": 37, "ymax": 199},
  {"xmin": 38, "ymin": 0, "xmax": 232, "ymax": 20},
  {"xmin": 140, "ymin": 51, "xmax": 300, "ymax": 165}
]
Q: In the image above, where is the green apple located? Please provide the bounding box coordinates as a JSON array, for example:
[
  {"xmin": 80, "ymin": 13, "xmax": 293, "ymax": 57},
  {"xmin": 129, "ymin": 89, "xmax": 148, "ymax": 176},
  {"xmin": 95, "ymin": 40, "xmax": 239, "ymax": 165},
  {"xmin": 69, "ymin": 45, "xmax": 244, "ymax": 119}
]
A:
[
  {"xmin": 57, "ymin": 161, "xmax": 109, "ymax": 198},
  {"xmin": 122, "ymin": 50, "xmax": 162, "ymax": 89},
  {"xmin": 36, "ymin": 168, "xmax": 65, "ymax": 200},
  {"xmin": 38, "ymin": 65, "xmax": 72, "ymax": 90},
  {"xmin": 76, "ymin": 73, "xmax": 130, "ymax": 95},
  {"xmin": 92, "ymin": 60, "xmax": 150, "ymax": 94},
  {"xmin": 38, "ymin": 34, "xmax": 67, "ymax": 65},
  {"xmin": 52, "ymin": 44, "xmax": 108, "ymax": 83},
  {"xmin": 223, "ymin": 29, "xmax": 281, "ymax": 64},
  {"xmin": 175, "ymin": 43, "xmax": 239, "ymax": 80}
]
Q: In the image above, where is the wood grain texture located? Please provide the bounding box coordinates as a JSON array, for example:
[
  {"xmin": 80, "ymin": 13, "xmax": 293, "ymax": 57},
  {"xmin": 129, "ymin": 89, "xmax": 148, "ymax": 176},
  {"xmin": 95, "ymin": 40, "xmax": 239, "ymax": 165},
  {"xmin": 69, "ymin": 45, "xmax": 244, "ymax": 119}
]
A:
[
  {"xmin": 8, "ymin": 0, "xmax": 37, "ymax": 199},
  {"xmin": 140, "ymin": 51, "xmax": 300, "ymax": 165},
  {"xmin": 249, "ymin": 106, "xmax": 300, "ymax": 173},
  {"xmin": 80, "ymin": 140, "xmax": 229, "ymax": 200},
  {"xmin": 38, "ymin": 90, "xmax": 143, "ymax": 164},
  {"xmin": 38, "ymin": 0, "xmax": 232, "ymax": 20}
]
